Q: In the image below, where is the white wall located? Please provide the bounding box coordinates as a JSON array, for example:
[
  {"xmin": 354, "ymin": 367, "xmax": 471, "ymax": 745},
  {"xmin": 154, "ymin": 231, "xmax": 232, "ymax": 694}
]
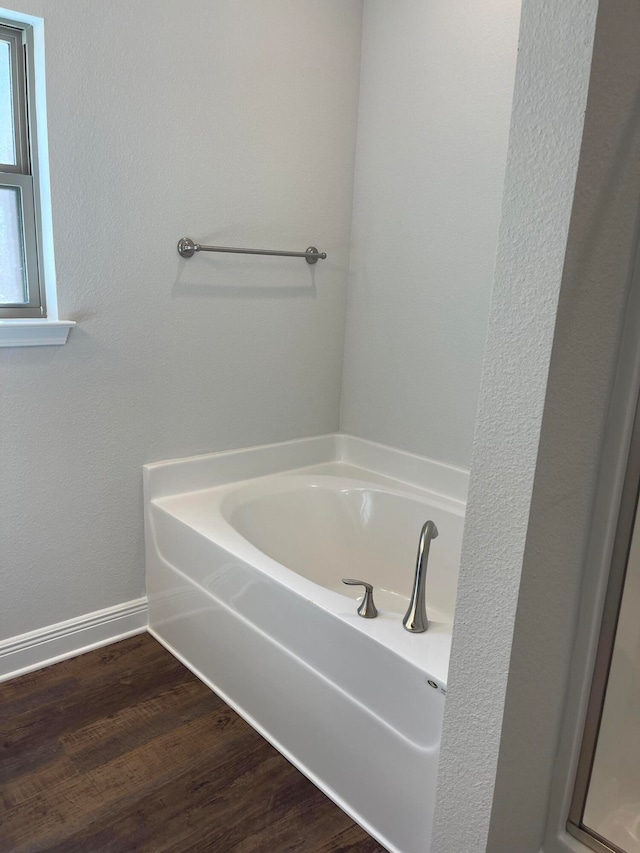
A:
[
  {"xmin": 433, "ymin": 0, "xmax": 640, "ymax": 850},
  {"xmin": 0, "ymin": 0, "xmax": 363, "ymax": 641},
  {"xmin": 340, "ymin": 0, "xmax": 520, "ymax": 468}
]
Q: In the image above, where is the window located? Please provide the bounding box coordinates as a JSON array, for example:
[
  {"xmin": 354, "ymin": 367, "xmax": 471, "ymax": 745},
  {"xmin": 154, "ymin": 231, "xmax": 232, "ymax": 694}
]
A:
[{"xmin": 0, "ymin": 21, "xmax": 43, "ymax": 318}]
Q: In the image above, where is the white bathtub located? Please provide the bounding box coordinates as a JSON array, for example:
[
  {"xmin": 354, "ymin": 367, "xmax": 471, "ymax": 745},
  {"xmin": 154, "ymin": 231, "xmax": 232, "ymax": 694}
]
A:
[{"xmin": 144, "ymin": 434, "xmax": 467, "ymax": 853}]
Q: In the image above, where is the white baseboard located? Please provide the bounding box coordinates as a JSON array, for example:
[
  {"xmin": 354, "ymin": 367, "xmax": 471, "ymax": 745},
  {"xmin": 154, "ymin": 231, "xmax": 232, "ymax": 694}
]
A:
[{"xmin": 0, "ymin": 598, "xmax": 148, "ymax": 683}]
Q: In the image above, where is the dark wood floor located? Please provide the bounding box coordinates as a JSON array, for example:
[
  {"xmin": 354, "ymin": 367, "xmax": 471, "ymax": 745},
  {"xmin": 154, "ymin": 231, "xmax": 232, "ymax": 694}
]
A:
[{"xmin": 0, "ymin": 633, "xmax": 385, "ymax": 853}]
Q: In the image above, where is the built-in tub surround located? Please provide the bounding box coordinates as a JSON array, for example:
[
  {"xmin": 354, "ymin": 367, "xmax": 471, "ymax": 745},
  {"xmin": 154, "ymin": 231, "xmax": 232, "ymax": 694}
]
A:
[{"xmin": 144, "ymin": 435, "xmax": 468, "ymax": 853}]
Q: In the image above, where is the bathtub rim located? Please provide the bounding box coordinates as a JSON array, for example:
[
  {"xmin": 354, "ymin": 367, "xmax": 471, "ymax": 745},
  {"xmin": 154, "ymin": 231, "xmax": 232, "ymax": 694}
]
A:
[
  {"xmin": 144, "ymin": 434, "xmax": 469, "ymax": 689},
  {"xmin": 143, "ymin": 433, "xmax": 470, "ymax": 506},
  {"xmin": 148, "ymin": 479, "xmax": 460, "ymax": 687},
  {"xmin": 156, "ymin": 467, "xmax": 462, "ymax": 618}
]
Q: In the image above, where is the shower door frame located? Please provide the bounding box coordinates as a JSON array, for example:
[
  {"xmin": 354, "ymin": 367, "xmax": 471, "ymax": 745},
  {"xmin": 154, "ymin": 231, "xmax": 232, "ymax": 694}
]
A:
[{"xmin": 566, "ymin": 345, "xmax": 640, "ymax": 853}]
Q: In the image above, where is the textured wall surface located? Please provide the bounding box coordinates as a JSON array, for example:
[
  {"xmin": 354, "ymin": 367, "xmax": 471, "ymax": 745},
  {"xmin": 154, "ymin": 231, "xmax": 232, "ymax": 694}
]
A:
[
  {"xmin": 339, "ymin": 0, "xmax": 520, "ymax": 468},
  {"xmin": 432, "ymin": 2, "xmax": 600, "ymax": 851},
  {"xmin": 0, "ymin": 0, "xmax": 362, "ymax": 639},
  {"xmin": 494, "ymin": 2, "xmax": 640, "ymax": 850}
]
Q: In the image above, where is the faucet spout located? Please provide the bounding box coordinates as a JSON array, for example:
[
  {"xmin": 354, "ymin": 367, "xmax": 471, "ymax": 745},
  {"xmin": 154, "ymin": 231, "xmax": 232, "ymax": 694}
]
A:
[{"xmin": 403, "ymin": 520, "xmax": 439, "ymax": 633}]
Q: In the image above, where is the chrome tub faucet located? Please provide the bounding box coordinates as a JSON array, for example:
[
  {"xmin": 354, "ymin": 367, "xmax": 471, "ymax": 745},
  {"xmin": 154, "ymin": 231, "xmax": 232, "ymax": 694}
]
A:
[{"xmin": 403, "ymin": 520, "xmax": 439, "ymax": 633}]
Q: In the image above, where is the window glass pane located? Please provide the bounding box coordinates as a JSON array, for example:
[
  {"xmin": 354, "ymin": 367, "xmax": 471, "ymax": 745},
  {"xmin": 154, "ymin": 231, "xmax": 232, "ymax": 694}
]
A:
[
  {"xmin": 0, "ymin": 185, "xmax": 27, "ymax": 303},
  {"xmin": 0, "ymin": 40, "xmax": 16, "ymax": 165}
]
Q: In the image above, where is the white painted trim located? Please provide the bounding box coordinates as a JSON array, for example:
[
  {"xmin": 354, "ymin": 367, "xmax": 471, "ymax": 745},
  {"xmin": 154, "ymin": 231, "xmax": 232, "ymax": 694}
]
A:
[
  {"xmin": 0, "ymin": 597, "xmax": 148, "ymax": 682},
  {"xmin": 0, "ymin": 319, "xmax": 74, "ymax": 347}
]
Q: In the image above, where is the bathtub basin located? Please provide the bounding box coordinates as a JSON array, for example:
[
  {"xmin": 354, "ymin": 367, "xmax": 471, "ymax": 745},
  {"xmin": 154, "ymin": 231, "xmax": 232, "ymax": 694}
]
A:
[
  {"xmin": 144, "ymin": 434, "xmax": 467, "ymax": 853},
  {"xmin": 224, "ymin": 473, "xmax": 459, "ymax": 622}
]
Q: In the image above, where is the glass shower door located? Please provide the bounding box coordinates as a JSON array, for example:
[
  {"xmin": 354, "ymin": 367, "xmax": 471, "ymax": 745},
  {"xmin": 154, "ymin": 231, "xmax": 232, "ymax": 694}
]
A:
[{"xmin": 569, "ymin": 454, "xmax": 640, "ymax": 852}]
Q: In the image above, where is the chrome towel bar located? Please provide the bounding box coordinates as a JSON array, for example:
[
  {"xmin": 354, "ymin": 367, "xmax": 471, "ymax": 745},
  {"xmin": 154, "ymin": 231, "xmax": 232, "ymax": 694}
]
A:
[{"xmin": 177, "ymin": 237, "xmax": 327, "ymax": 265}]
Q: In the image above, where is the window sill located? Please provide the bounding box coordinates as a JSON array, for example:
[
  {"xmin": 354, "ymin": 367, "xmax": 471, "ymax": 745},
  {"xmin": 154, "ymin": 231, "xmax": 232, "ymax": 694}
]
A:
[{"xmin": 0, "ymin": 319, "xmax": 75, "ymax": 348}]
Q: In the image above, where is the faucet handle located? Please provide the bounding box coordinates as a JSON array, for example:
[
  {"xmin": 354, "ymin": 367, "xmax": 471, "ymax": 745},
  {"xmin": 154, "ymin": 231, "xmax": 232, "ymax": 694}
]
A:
[{"xmin": 342, "ymin": 579, "xmax": 378, "ymax": 618}]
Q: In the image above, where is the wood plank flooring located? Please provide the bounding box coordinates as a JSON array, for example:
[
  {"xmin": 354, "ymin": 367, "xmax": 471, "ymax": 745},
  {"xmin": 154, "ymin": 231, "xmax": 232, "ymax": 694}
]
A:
[{"xmin": 0, "ymin": 633, "xmax": 386, "ymax": 852}]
